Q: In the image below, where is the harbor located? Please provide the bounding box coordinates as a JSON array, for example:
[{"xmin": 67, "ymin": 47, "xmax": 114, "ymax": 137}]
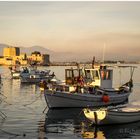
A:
[
  {"xmin": 0, "ymin": 65, "xmax": 140, "ymax": 139},
  {"xmin": 1, "ymin": 1, "xmax": 140, "ymax": 139}
]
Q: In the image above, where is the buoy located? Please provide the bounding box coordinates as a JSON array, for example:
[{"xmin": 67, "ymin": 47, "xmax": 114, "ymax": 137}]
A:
[{"xmin": 102, "ymin": 94, "xmax": 110, "ymax": 103}]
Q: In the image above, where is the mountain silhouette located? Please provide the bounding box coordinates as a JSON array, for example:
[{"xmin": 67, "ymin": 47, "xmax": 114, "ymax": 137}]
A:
[
  {"xmin": 0, "ymin": 43, "xmax": 139, "ymax": 62},
  {"xmin": 0, "ymin": 44, "xmax": 78, "ymax": 62}
]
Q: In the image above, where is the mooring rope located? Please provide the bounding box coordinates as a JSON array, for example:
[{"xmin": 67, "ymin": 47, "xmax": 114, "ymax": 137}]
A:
[
  {"xmin": 0, "ymin": 128, "xmax": 28, "ymax": 139},
  {"xmin": 0, "ymin": 128, "xmax": 20, "ymax": 137},
  {"xmin": 0, "ymin": 110, "xmax": 7, "ymax": 119},
  {"xmin": 23, "ymin": 94, "xmax": 42, "ymax": 106}
]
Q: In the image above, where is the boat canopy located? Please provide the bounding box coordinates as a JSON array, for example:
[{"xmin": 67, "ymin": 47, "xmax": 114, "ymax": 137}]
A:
[{"xmin": 65, "ymin": 66, "xmax": 113, "ymax": 88}]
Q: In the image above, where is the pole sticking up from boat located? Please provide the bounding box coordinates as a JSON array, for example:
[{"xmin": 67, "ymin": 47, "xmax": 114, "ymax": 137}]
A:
[
  {"xmin": 92, "ymin": 56, "xmax": 95, "ymax": 69},
  {"xmin": 117, "ymin": 65, "xmax": 136, "ymax": 91},
  {"xmin": 119, "ymin": 67, "xmax": 122, "ymax": 86},
  {"xmin": 130, "ymin": 66, "xmax": 135, "ymax": 81},
  {"xmin": 102, "ymin": 43, "xmax": 106, "ymax": 64}
]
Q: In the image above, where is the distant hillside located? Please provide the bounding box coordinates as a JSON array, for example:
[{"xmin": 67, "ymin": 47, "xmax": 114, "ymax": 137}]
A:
[
  {"xmin": 0, "ymin": 44, "xmax": 78, "ymax": 62},
  {"xmin": 0, "ymin": 43, "xmax": 139, "ymax": 62},
  {"xmin": 0, "ymin": 44, "xmax": 53, "ymax": 55},
  {"xmin": 20, "ymin": 45, "xmax": 54, "ymax": 55}
]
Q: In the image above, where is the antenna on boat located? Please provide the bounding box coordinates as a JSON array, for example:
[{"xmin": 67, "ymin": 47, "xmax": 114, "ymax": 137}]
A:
[
  {"xmin": 117, "ymin": 65, "xmax": 137, "ymax": 91},
  {"xmin": 92, "ymin": 56, "xmax": 95, "ymax": 69},
  {"xmin": 130, "ymin": 66, "xmax": 135, "ymax": 81},
  {"xmin": 102, "ymin": 43, "xmax": 106, "ymax": 64},
  {"xmin": 76, "ymin": 62, "xmax": 80, "ymax": 69},
  {"xmin": 119, "ymin": 67, "xmax": 122, "ymax": 86},
  {"xmin": 129, "ymin": 66, "xmax": 136, "ymax": 90}
]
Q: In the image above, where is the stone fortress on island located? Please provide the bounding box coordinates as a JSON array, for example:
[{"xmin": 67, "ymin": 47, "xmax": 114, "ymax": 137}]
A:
[{"xmin": 0, "ymin": 46, "xmax": 50, "ymax": 66}]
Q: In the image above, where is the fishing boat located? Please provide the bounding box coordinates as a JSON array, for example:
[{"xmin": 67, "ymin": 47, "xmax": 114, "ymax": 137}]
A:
[
  {"xmin": 9, "ymin": 65, "xmax": 21, "ymax": 79},
  {"xmin": 83, "ymin": 105, "xmax": 140, "ymax": 125},
  {"xmin": 20, "ymin": 66, "xmax": 55, "ymax": 83},
  {"xmin": 43, "ymin": 64, "xmax": 135, "ymax": 108}
]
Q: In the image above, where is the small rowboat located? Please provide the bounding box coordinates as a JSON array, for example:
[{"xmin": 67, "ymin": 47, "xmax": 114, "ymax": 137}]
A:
[{"xmin": 83, "ymin": 105, "xmax": 140, "ymax": 125}]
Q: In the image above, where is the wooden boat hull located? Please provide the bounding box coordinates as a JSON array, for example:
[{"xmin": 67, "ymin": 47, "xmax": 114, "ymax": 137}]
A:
[
  {"xmin": 103, "ymin": 111, "xmax": 140, "ymax": 125},
  {"xmin": 44, "ymin": 90, "xmax": 130, "ymax": 108},
  {"xmin": 83, "ymin": 108, "xmax": 140, "ymax": 125},
  {"xmin": 20, "ymin": 75, "xmax": 53, "ymax": 83},
  {"xmin": 20, "ymin": 77, "xmax": 42, "ymax": 83}
]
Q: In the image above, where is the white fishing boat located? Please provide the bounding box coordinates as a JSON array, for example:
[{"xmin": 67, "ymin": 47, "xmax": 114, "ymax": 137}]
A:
[
  {"xmin": 20, "ymin": 66, "xmax": 55, "ymax": 83},
  {"xmin": 44, "ymin": 88, "xmax": 130, "ymax": 108},
  {"xmin": 83, "ymin": 105, "xmax": 140, "ymax": 125},
  {"xmin": 9, "ymin": 66, "xmax": 21, "ymax": 79},
  {"xmin": 11, "ymin": 71, "xmax": 20, "ymax": 79},
  {"xmin": 43, "ymin": 64, "xmax": 135, "ymax": 108}
]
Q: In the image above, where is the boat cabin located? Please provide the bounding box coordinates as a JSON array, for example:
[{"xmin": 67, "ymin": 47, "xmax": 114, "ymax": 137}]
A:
[
  {"xmin": 65, "ymin": 66, "xmax": 113, "ymax": 88},
  {"xmin": 20, "ymin": 66, "xmax": 37, "ymax": 74}
]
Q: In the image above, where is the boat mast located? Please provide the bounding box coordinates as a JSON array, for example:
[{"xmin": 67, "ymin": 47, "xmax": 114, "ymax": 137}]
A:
[
  {"xmin": 92, "ymin": 56, "xmax": 95, "ymax": 69},
  {"xmin": 102, "ymin": 43, "xmax": 106, "ymax": 64}
]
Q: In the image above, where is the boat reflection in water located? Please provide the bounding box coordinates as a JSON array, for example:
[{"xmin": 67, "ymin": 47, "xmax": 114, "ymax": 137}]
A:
[
  {"xmin": 81, "ymin": 121, "xmax": 140, "ymax": 139},
  {"xmin": 81, "ymin": 122, "xmax": 105, "ymax": 139},
  {"xmin": 41, "ymin": 108, "xmax": 140, "ymax": 139},
  {"xmin": 44, "ymin": 108, "xmax": 85, "ymax": 139}
]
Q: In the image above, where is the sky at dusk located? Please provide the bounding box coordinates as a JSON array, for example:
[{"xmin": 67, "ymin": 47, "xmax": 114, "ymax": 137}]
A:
[{"xmin": 0, "ymin": 1, "xmax": 140, "ymax": 61}]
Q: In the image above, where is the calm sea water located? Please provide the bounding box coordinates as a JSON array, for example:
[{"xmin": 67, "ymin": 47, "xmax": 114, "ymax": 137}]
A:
[{"xmin": 0, "ymin": 65, "xmax": 140, "ymax": 139}]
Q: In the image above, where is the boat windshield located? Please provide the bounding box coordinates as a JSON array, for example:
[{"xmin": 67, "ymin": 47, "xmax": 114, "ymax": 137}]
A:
[
  {"xmin": 92, "ymin": 70, "xmax": 99, "ymax": 80},
  {"xmin": 66, "ymin": 70, "xmax": 73, "ymax": 78},
  {"xmin": 100, "ymin": 70, "xmax": 111, "ymax": 80},
  {"xmin": 21, "ymin": 67, "xmax": 29, "ymax": 73},
  {"xmin": 73, "ymin": 69, "xmax": 79, "ymax": 77},
  {"xmin": 65, "ymin": 69, "xmax": 83, "ymax": 85},
  {"xmin": 85, "ymin": 70, "xmax": 92, "ymax": 79},
  {"xmin": 84, "ymin": 70, "xmax": 99, "ymax": 81}
]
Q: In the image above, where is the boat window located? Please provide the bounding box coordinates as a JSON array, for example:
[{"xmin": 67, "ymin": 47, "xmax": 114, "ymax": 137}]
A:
[
  {"xmin": 92, "ymin": 70, "xmax": 99, "ymax": 79},
  {"xmin": 73, "ymin": 69, "xmax": 79, "ymax": 77},
  {"xmin": 79, "ymin": 69, "xmax": 83, "ymax": 76},
  {"xmin": 100, "ymin": 70, "xmax": 111, "ymax": 80},
  {"xmin": 66, "ymin": 70, "xmax": 73, "ymax": 78},
  {"xmin": 22, "ymin": 67, "xmax": 29, "ymax": 73},
  {"xmin": 85, "ymin": 70, "xmax": 92, "ymax": 79}
]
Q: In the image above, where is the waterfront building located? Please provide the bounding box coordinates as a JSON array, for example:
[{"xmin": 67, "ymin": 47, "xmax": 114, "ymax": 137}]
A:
[
  {"xmin": 0, "ymin": 46, "xmax": 50, "ymax": 66},
  {"xmin": 3, "ymin": 47, "xmax": 20, "ymax": 57},
  {"xmin": 42, "ymin": 54, "xmax": 50, "ymax": 66},
  {"xmin": 28, "ymin": 51, "xmax": 50, "ymax": 66},
  {"xmin": 0, "ymin": 57, "xmax": 12, "ymax": 65},
  {"xmin": 30, "ymin": 51, "xmax": 42, "ymax": 62}
]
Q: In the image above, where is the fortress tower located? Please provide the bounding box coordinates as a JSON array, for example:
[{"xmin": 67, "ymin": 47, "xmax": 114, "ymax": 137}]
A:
[{"xmin": 3, "ymin": 47, "xmax": 20, "ymax": 57}]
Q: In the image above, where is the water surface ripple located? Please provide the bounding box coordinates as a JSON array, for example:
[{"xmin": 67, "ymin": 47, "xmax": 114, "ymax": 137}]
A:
[{"xmin": 0, "ymin": 65, "xmax": 140, "ymax": 139}]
